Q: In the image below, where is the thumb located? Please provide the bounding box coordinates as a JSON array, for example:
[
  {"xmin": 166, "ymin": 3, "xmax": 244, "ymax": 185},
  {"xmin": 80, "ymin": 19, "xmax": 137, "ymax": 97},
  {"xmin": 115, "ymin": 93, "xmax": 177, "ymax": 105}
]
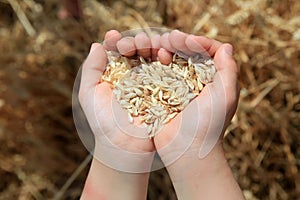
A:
[
  {"xmin": 214, "ymin": 43, "xmax": 238, "ymax": 73},
  {"xmin": 80, "ymin": 43, "xmax": 107, "ymax": 94},
  {"xmin": 213, "ymin": 43, "xmax": 239, "ymax": 105},
  {"xmin": 198, "ymin": 44, "xmax": 239, "ymax": 158}
]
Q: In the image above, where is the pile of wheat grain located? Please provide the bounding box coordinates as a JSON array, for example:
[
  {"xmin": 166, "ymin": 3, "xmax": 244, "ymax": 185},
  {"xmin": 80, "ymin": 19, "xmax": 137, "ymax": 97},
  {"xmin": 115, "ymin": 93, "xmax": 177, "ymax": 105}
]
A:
[{"xmin": 102, "ymin": 51, "xmax": 216, "ymax": 137}]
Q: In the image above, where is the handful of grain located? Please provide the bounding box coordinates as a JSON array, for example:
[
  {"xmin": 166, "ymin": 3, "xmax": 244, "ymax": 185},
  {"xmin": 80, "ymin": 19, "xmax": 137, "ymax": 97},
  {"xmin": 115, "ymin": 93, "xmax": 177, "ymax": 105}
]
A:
[{"xmin": 101, "ymin": 51, "xmax": 216, "ymax": 138}]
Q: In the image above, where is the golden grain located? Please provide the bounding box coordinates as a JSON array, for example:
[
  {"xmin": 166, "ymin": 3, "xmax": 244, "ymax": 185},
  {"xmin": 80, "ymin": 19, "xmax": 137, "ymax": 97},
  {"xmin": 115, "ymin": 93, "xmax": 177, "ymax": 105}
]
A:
[{"xmin": 101, "ymin": 51, "xmax": 216, "ymax": 137}]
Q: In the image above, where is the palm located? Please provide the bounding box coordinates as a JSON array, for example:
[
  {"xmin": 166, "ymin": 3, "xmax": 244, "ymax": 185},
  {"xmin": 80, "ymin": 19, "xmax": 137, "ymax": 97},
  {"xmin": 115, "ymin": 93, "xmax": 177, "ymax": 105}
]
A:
[
  {"xmin": 153, "ymin": 82, "xmax": 217, "ymax": 150},
  {"xmin": 93, "ymin": 82, "xmax": 155, "ymax": 153}
]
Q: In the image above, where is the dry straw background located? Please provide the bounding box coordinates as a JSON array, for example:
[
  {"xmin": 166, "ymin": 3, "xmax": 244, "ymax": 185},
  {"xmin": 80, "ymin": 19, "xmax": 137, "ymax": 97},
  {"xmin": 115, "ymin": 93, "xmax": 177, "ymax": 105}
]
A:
[{"xmin": 0, "ymin": 0, "xmax": 299, "ymax": 199}]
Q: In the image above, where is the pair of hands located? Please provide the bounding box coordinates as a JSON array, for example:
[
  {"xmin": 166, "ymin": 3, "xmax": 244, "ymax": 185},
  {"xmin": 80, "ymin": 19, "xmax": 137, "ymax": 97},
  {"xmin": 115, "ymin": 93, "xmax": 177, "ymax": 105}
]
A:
[{"xmin": 79, "ymin": 29, "xmax": 242, "ymax": 200}]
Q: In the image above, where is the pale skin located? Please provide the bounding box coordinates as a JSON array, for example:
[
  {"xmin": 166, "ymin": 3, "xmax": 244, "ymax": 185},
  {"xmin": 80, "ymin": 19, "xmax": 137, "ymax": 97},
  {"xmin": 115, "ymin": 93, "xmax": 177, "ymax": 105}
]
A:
[{"xmin": 79, "ymin": 30, "xmax": 245, "ymax": 200}]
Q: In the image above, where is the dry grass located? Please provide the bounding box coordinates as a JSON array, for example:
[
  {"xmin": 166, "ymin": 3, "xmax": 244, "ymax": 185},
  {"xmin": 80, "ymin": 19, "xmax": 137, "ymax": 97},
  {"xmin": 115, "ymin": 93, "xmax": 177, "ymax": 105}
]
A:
[{"xmin": 0, "ymin": 0, "xmax": 299, "ymax": 199}]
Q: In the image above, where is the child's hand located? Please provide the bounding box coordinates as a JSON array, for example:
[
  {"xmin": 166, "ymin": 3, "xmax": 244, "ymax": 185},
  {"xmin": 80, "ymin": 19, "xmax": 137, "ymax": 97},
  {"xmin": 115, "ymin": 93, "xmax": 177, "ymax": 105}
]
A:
[
  {"xmin": 152, "ymin": 31, "xmax": 244, "ymax": 200},
  {"xmin": 78, "ymin": 31, "xmax": 157, "ymax": 200}
]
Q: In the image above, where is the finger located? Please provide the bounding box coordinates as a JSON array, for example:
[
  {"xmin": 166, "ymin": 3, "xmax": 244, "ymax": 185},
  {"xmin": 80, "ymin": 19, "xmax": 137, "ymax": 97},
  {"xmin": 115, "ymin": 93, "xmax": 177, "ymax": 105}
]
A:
[
  {"xmin": 169, "ymin": 30, "xmax": 193, "ymax": 56},
  {"xmin": 185, "ymin": 35, "xmax": 222, "ymax": 57},
  {"xmin": 80, "ymin": 43, "xmax": 107, "ymax": 93},
  {"xmin": 213, "ymin": 44, "xmax": 239, "ymax": 109},
  {"xmin": 103, "ymin": 30, "xmax": 122, "ymax": 51},
  {"xmin": 160, "ymin": 33, "xmax": 176, "ymax": 53},
  {"xmin": 116, "ymin": 37, "xmax": 136, "ymax": 57},
  {"xmin": 135, "ymin": 32, "xmax": 151, "ymax": 58},
  {"xmin": 158, "ymin": 48, "xmax": 172, "ymax": 65},
  {"xmin": 151, "ymin": 34, "xmax": 160, "ymax": 61}
]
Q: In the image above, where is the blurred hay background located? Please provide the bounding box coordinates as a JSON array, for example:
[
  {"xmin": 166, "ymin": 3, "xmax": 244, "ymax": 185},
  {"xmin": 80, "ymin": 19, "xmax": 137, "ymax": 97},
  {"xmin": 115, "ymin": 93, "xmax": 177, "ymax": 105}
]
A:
[{"xmin": 0, "ymin": 0, "xmax": 299, "ymax": 199}]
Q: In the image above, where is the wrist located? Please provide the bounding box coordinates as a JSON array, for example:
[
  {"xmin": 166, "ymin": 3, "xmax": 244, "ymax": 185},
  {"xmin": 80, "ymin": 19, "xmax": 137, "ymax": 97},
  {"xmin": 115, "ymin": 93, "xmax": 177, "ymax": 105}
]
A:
[
  {"xmin": 81, "ymin": 158, "xmax": 149, "ymax": 200},
  {"xmin": 167, "ymin": 142, "xmax": 244, "ymax": 200},
  {"xmin": 166, "ymin": 142, "xmax": 245, "ymax": 200},
  {"xmin": 166, "ymin": 141, "xmax": 227, "ymax": 183}
]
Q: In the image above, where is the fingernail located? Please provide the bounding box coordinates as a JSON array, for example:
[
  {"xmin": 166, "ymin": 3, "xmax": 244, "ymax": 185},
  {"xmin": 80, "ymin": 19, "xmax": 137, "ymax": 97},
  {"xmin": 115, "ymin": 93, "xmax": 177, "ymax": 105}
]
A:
[{"xmin": 224, "ymin": 44, "xmax": 233, "ymax": 56}]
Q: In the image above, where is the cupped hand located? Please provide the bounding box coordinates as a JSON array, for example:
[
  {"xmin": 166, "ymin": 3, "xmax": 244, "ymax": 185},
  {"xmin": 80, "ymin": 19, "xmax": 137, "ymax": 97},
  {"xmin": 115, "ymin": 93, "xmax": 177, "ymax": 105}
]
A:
[
  {"xmin": 148, "ymin": 30, "xmax": 241, "ymax": 200},
  {"xmin": 153, "ymin": 30, "xmax": 240, "ymax": 167},
  {"xmin": 78, "ymin": 30, "xmax": 158, "ymax": 173}
]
